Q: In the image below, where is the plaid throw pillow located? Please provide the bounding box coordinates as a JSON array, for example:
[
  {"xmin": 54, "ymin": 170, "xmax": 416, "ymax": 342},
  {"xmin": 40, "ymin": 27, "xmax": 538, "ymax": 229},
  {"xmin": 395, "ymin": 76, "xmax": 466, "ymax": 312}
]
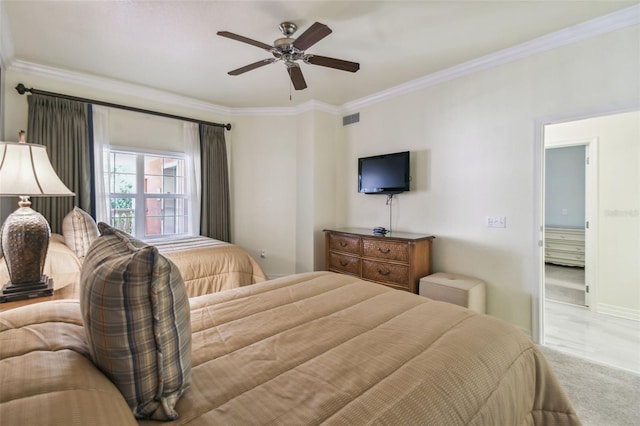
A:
[
  {"xmin": 80, "ymin": 223, "xmax": 191, "ymax": 420},
  {"xmin": 62, "ymin": 207, "xmax": 99, "ymax": 259}
]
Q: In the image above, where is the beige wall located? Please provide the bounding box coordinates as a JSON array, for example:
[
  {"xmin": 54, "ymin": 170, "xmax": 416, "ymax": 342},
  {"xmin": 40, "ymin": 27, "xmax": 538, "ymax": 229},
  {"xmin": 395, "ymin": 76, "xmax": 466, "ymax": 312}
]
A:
[
  {"xmin": 334, "ymin": 24, "xmax": 639, "ymax": 332},
  {"xmin": 545, "ymin": 111, "xmax": 640, "ymax": 319},
  {"xmin": 229, "ymin": 114, "xmax": 298, "ymax": 277},
  {"xmin": 295, "ymin": 110, "xmax": 314, "ymax": 273},
  {"xmin": 109, "ymin": 109, "xmax": 184, "ymax": 153},
  {"xmin": 312, "ymin": 111, "xmax": 339, "ymax": 271},
  {"xmin": 233, "ymin": 110, "xmax": 338, "ymax": 277}
]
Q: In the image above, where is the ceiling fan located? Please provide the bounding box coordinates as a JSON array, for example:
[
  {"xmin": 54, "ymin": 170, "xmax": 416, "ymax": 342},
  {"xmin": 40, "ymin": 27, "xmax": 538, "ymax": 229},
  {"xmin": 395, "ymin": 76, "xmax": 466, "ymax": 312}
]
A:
[{"xmin": 217, "ymin": 21, "xmax": 360, "ymax": 91}]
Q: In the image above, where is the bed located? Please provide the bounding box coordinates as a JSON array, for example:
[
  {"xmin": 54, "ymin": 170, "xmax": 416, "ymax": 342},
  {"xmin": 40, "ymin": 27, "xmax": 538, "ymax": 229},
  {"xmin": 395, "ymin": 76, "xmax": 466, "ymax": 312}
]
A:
[
  {"xmin": 0, "ymin": 233, "xmax": 268, "ymax": 299},
  {"xmin": 0, "ymin": 271, "xmax": 581, "ymax": 425},
  {"xmin": 152, "ymin": 236, "xmax": 268, "ymax": 296}
]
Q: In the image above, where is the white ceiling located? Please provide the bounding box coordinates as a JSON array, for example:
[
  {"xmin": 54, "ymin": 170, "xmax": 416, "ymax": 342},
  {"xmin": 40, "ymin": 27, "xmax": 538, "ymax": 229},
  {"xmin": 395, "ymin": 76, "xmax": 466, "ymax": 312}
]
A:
[{"xmin": 2, "ymin": 1, "xmax": 637, "ymax": 109}]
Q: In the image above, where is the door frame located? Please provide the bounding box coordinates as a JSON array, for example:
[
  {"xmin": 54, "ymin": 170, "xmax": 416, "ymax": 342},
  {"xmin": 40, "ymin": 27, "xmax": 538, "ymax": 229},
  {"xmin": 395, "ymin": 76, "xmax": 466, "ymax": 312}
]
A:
[
  {"xmin": 544, "ymin": 137, "xmax": 598, "ymax": 309},
  {"xmin": 531, "ymin": 103, "xmax": 639, "ymax": 344}
]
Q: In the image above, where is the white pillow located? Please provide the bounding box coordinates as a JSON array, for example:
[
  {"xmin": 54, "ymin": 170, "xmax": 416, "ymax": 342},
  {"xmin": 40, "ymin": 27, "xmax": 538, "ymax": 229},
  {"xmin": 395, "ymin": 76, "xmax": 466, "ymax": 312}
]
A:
[{"xmin": 62, "ymin": 207, "xmax": 99, "ymax": 259}]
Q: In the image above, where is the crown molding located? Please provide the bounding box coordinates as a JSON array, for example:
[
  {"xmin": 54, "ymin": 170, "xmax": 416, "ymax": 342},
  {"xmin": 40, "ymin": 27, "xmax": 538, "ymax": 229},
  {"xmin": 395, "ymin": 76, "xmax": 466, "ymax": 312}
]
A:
[
  {"xmin": 5, "ymin": 4, "xmax": 639, "ymax": 117},
  {"xmin": 229, "ymin": 105, "xmax": 301, "ymax": 117},
  {"xmin": 342, "ymin": 4, "xmax": 640, "ymax": 113},
  {"xmin": 9, "ymin": 59, "xmax": 343, "ymax": 118},
  {"xmin": 8, "ymin": 60, "xmax": 233, "ymax": 116},
  {"xmin": 231, "ymin": 99, "xmax": 341, "ymax": 116},
  {"xmin": 298, "ymin": 100, "xmax": 342, "ymax": 115}
]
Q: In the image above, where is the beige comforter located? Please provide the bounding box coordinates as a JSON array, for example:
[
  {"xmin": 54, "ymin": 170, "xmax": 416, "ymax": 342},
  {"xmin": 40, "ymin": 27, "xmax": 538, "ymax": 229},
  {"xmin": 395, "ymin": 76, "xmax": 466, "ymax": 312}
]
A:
[
  {"xmin": 153, "ymin": 236, "xmax": 268, "ymax": 297},
  {"xmin": 0, "ymin": 271, "xmax": 580, "ymax": 425},
  {"xmin": 0, "ymin": 235, "xmax": 267, "ymax": 298}
]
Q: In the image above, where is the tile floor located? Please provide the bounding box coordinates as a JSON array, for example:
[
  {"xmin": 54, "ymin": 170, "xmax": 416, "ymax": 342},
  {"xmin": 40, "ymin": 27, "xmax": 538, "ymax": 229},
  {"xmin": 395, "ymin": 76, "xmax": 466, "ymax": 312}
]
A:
[{"xmin": 544, "ymin": 288, "xmax": 640, "ymax": 374}]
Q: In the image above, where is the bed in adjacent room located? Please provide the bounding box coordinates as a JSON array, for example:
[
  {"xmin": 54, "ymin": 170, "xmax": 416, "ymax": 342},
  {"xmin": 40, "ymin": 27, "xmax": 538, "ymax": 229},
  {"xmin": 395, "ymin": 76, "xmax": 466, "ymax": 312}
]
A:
[{"xmin": 0, "ymin": 270, "xmax": 581, "ymax": 425}]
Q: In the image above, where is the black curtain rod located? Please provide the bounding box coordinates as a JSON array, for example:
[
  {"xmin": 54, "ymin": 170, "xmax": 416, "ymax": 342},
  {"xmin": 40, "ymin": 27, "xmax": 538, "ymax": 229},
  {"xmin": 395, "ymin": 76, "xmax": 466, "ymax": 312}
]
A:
[{"xmin": 15, "ymin": 83, "xmax": 232, "ymax": 131}]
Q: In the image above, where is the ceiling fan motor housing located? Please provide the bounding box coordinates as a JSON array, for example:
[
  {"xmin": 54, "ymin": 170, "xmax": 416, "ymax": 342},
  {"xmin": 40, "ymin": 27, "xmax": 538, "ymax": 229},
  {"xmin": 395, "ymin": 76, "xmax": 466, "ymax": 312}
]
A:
[{"xmin": 274, "ymin": 37, "xmax": 297, "ymax": 52}]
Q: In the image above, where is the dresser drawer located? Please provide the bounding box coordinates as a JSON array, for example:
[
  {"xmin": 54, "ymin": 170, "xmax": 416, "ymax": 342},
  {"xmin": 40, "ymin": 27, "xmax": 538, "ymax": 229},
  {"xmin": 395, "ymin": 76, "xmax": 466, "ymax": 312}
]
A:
[
  {"xmin": 362, "ymin": 260, "xmax": 409, "ymax": 288},
  {"xmin": 545, "ymin": 251, "xmax": 585, "ymax": 262},
  {"xmin": 362, "ymin": 239, "xmax": 409, "ymax": 262},
  {"xmin": 544, "ymin": 227, "xmax": 585, "ymax": 267},
  {"xmin": 328, "ymin": 252, "xmax": 361, "ymax": 275},
  {"xmin": 545, "ymin": 228, "xmax": 585, "ymax": 243},
  {"xmin": 328, "ymin": 234, "xmax": 360, "ymax": 255},
  {"xmin": 545, "ymin": 241, "xmax": 585, "ymax": 253}
]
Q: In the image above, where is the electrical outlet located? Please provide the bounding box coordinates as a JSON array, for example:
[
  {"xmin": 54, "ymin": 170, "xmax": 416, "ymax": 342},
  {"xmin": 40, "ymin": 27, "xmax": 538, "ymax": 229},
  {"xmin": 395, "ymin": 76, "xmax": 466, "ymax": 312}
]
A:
[
  {"xmin": 260, "ymin": 250, "xmax": 266, "ymax": 258},
  {"xmin": 486, "ymin": 216, "xmax": 506, "ymax": 228}
]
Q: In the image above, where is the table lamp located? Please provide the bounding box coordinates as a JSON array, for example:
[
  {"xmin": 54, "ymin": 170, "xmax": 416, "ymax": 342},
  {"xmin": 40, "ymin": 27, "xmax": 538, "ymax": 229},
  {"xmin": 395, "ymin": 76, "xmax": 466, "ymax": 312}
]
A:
[{"xmin": 0, "ymin": 136, "xmax": 74, "ymax": 302}]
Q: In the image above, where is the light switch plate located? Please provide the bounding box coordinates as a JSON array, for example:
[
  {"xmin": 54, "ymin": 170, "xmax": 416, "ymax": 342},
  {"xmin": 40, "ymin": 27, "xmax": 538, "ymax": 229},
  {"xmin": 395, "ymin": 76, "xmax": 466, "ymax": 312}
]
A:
[{"xmin": 487, "ymin": 216, "xmax": 506, "ymax": 228}]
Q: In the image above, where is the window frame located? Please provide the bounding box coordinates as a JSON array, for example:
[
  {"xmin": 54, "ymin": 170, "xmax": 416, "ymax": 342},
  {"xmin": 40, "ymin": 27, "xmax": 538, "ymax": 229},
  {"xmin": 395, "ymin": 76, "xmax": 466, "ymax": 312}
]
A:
[{"xmin": 106, "ymin": 145, "xmax": 191, "ymax": 240}]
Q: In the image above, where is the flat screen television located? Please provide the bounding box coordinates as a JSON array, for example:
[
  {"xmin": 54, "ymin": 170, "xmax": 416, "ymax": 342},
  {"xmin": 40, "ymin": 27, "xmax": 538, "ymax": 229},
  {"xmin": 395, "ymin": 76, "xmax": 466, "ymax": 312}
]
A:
[{"xmin": 358, "ymin": 151, "xmax": 410, "ymax": 194}]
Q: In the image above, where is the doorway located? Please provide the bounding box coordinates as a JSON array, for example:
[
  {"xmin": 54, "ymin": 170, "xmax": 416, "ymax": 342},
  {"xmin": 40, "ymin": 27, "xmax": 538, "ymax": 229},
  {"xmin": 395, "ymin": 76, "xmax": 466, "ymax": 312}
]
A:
[
  {"xmin": 544, "ymin": 142, "xmax": 592, "ymax": 308},
  {"xmin": 537, "ymin": 110, "xmax": 640, "ymax": 373}
]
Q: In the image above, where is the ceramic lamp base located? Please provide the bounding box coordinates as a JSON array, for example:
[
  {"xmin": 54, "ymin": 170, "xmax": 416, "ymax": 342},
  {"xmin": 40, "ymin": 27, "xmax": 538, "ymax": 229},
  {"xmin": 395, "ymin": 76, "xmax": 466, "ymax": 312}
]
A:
[{"xmin": 0, "ymin": 198, "xmax": 51, "ymax": 284}]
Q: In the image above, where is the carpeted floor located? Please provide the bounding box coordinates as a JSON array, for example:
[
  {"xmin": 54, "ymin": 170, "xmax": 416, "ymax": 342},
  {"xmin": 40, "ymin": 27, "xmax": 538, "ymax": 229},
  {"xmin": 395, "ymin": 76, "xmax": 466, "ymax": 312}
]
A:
[{"xmin": 539, "ymin": 345, "xmax": 640, "ymax": 425}]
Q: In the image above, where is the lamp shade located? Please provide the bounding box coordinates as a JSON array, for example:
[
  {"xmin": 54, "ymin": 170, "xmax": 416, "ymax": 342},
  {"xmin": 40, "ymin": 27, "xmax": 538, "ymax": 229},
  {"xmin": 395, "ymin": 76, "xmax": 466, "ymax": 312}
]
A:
[{"xmin": 0, "ymin": 142, "xmax": 74, "ymax": 196}]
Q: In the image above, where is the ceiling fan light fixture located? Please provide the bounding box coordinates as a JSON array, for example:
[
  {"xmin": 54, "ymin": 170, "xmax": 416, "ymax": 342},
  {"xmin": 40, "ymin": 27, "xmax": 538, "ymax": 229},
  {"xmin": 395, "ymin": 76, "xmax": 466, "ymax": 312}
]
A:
[{"xmin": 274, "ymin": 37, "xmax": 296, "ymax": 51}]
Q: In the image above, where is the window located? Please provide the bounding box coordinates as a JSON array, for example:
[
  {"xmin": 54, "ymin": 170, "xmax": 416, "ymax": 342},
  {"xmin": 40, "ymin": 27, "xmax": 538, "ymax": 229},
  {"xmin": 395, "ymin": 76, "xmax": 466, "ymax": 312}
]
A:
[{"xmin": 105, "ymin": 149, "xmax": 190, "ymax": 239}]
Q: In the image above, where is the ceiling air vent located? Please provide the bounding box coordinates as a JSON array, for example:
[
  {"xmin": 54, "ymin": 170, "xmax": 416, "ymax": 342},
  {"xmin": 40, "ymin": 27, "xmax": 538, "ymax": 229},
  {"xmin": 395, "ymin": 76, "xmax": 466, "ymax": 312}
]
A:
[{"xmin": 342, "ymin": 112, "xmax": 360, "ymax": 126}]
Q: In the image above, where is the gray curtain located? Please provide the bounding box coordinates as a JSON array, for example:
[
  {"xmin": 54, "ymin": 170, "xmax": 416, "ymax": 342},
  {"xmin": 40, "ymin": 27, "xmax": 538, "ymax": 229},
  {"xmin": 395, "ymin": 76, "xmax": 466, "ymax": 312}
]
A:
[
  {"xmin": 199, "ymin": 124, "xmax": 230, "ymax": 242},
  {"xmin": 27, "ymin": 94, "xmax": 91, "ymax": 234}
]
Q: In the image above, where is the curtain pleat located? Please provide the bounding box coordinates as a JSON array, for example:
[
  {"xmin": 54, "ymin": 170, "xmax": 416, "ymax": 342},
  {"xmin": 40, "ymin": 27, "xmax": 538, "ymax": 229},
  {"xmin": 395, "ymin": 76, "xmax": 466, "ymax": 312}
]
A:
[
  {"xmin": 91, "ymin": 105, "xmax": 111, "ymax": 224},
  {"xmin": 27, "ymin": 94, "xmax": 91, "ymax": 234},
  {"xmin": 184, "ymin": 122, "xmax": 201, "ymax": 236},
  {"xmin": 199, "ymin": 124, "xmax": 230, "ymax": 242}
]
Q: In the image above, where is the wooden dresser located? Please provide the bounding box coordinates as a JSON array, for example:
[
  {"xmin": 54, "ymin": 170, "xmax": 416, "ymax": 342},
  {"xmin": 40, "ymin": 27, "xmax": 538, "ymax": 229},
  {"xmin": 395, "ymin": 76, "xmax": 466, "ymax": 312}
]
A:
[
  {"xmin": 544, "ymin": 227, "xmax": 585, "ymax": 267},
  {"xmin": 324, "ymin": 228, "xmax": 435, "ymax": 293}
]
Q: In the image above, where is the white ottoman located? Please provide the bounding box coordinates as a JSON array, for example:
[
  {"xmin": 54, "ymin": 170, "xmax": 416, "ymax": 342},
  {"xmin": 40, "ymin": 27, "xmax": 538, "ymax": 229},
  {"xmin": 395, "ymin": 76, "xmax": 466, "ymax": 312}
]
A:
[{"xmin": 419, "ymin": 272, "xmax": 486, "ymax": 314}]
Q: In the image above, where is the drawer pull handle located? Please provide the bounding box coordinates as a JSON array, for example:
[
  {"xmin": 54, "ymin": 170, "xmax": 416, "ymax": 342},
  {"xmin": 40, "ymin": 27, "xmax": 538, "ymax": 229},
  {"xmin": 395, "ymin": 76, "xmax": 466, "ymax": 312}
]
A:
[
  {"xmin": 339, "ymin": 241, "xmax": 348, "ymax": 247},
  {"xmin": 378, "ymin": 269, "xmax": 390, "ymax": 276},
  {"xmin": 340, "ymin": 260, "xmax": 348, "ymax": 267},
  {"xmin": 378, "ymin": 247, "xmax": 391, "ymax": 254}
]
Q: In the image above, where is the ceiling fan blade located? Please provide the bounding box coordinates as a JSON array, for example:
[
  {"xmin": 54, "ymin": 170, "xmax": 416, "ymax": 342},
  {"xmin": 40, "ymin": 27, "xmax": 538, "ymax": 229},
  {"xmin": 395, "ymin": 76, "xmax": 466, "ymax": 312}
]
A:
[
  {"xmin": 228, "ymin": 59, "xmax": 275, "ymax": 76},
  {"xmin": 292, "ymin": 22, "xmax": 332, "ymax": 51},
  {"xmin": 287, "ymin": 64, "xmax": 307, "ymax": 90},
  {"xmin": 217, "ymin": 31, "xmax": 273, "ymax": 51},
  {"xmin": 306, "ymin": 55, "xmax": 360, "ymax": 73}
]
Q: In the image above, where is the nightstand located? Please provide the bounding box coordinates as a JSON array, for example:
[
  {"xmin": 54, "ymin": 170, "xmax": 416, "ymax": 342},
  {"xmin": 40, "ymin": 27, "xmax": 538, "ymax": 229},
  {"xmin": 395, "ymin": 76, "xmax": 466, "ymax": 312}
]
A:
[
  {"xmin": 0, "ymin": 276, "xmax": 54, "ymax": 303},
  {"xmin": 0, "ymin": 280, "xmax": 78, "ymax": 313}
]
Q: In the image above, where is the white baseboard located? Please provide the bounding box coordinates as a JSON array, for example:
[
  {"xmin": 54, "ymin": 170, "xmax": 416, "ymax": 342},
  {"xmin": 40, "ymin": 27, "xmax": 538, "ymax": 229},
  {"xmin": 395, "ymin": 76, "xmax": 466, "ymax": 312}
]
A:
[
  {"xmin": 597, "ymin": 303, "xmax": 640, "ymax": 321},
  {"xmin": 516, "ymin": 326, "xmax": 533, "ymax": 338}
]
